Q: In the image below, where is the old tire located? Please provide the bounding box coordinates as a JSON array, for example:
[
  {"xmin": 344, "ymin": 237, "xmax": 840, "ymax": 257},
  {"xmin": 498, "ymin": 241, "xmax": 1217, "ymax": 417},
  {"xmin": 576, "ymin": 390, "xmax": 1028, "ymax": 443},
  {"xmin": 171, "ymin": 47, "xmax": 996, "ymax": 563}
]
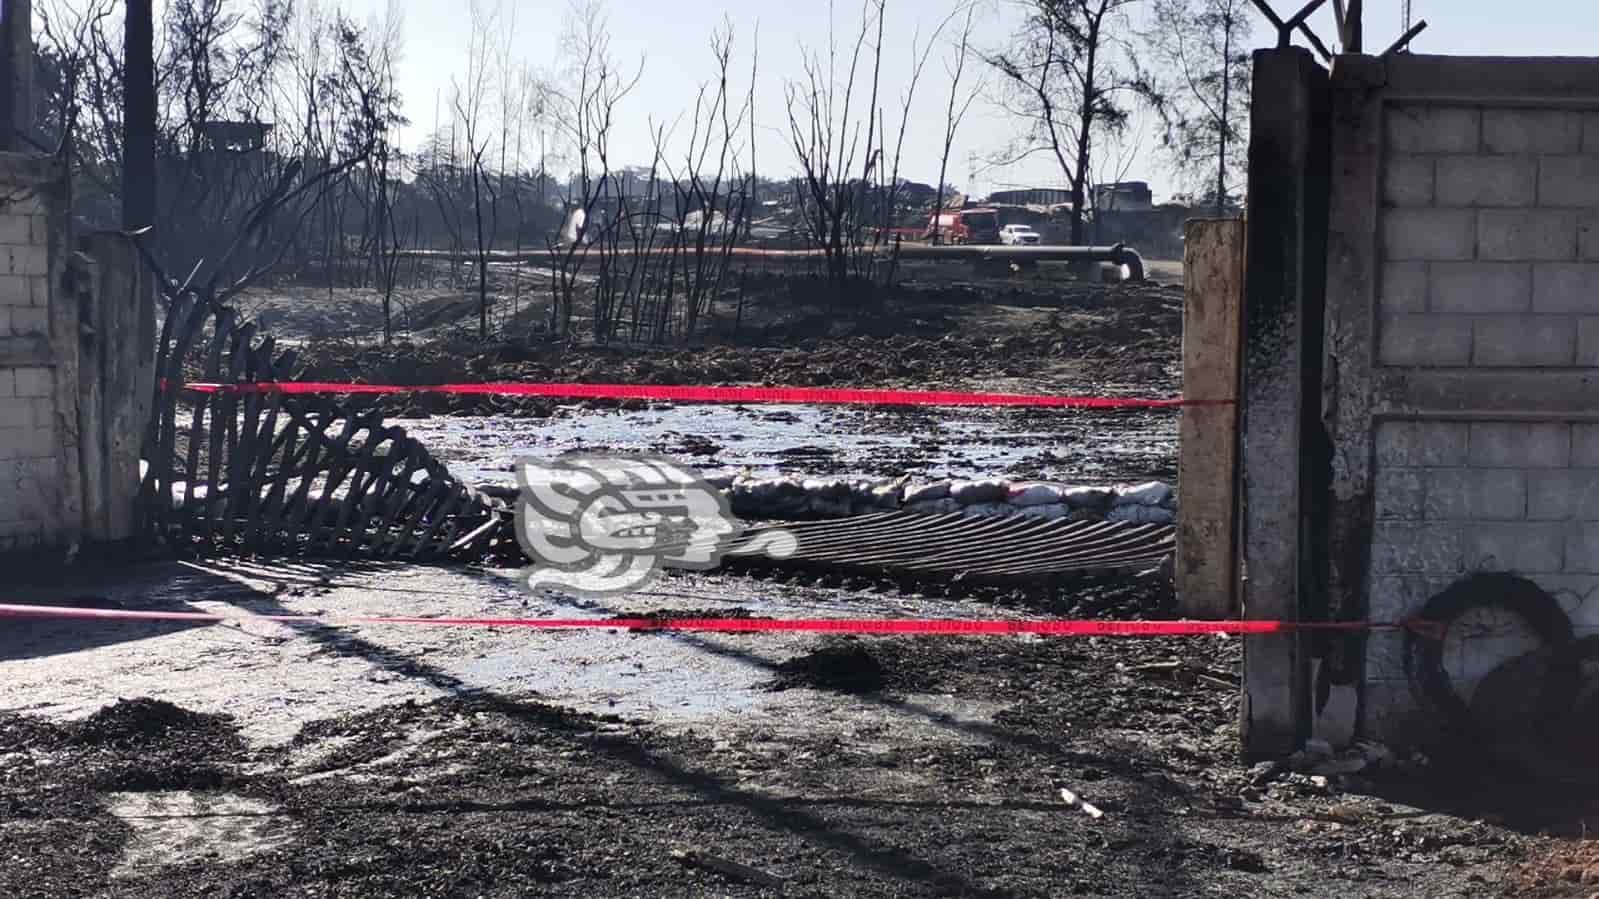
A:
[{"xmin": 1403, "ymin": 572, "xmax": 1575, "ymax": 738}]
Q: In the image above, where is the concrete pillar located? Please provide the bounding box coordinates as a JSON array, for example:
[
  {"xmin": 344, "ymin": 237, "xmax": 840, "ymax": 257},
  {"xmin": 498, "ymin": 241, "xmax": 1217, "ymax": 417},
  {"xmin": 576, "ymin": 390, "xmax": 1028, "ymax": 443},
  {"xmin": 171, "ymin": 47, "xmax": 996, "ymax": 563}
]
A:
[{"xmin": 1240, "ymin": 47, "xmax": 1333, "ymax": 757}]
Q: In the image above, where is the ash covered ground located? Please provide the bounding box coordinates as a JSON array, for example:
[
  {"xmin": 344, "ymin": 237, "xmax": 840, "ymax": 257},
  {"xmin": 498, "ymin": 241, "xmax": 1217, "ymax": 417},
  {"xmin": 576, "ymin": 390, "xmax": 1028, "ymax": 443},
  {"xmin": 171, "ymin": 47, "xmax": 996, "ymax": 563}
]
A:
[{"xmin": 7, "ymin": 264, "xmax": 1594, "ymax": 897}]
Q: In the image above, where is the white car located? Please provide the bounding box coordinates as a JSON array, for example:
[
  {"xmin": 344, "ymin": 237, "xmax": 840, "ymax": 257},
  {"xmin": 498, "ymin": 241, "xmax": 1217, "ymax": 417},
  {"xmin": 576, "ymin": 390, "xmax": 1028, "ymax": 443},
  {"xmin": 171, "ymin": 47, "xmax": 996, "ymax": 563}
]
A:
[{"xmin": 999, "ymin": 224, "xmax": 1042, "ymax": 245}]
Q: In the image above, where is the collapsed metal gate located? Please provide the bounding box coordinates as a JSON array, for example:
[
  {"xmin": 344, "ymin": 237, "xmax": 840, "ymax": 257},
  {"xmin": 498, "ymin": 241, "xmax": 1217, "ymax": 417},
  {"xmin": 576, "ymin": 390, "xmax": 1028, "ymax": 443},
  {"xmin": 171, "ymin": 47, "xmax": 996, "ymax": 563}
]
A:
[
  {"xmin": 136, "ymin": 294, "xmax": 519, "ymax": 560},
  {"xmin": 133, "ymin": 290, "xmax": 1178, "ymax": 585}
]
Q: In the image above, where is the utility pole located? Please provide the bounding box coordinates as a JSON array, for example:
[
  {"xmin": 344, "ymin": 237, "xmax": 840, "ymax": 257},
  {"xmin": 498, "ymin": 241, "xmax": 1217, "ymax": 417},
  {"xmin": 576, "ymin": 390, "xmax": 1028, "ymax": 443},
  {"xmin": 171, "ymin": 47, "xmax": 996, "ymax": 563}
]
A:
[
  {"xmin": 0, "ymin": 0, "xmax": 32, "ymax": 151},
  {"xmin": 124, "ymin": 0, "xmax": 157, "ymax": 231}
]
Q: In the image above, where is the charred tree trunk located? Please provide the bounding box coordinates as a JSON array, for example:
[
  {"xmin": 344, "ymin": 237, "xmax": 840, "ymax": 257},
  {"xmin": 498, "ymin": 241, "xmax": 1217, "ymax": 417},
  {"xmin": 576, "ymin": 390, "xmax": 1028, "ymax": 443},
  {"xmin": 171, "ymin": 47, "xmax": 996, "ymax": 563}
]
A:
[
  {"xmin": 473, "ymin": 162, "xmax": 489, "ymax": 341},
  {"xmin": 124, "ymin": 0, "xmax": 157, "ymax": 231},
  {"xmin": 1069, "ymin": 13, "xmax": 1102, "ymax": 247}
]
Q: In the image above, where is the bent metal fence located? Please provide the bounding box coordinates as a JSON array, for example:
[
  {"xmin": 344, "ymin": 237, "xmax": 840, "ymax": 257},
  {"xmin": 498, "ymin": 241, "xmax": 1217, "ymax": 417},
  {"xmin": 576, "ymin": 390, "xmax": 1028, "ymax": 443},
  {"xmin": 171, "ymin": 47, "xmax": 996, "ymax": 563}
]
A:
[
  {"xmin": 131, "ymin": 289, "xmax": 1178, "ymax": 580},
  {"xmin": 138, "ymin": 293, "xmax": 519, "ymax": 560}
]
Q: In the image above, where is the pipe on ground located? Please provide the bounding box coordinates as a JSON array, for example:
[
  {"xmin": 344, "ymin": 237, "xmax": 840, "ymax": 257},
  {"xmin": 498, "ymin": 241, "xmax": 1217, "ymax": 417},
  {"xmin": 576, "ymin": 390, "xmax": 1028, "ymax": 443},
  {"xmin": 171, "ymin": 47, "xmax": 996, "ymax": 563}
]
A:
[
  {"xmin": 888, "ymin": 243, "xmax": 1146, "ymax": 281},
  {"xmin": 396, "ymin": 243, "xmax": 1150, "ymax": 281}
]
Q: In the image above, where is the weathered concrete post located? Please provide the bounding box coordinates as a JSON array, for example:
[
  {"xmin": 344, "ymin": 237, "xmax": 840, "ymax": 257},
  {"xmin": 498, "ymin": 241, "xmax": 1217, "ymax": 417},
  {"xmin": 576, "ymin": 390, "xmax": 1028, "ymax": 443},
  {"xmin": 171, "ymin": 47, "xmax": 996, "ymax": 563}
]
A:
[
  {"xmin": 1240, "ymin": 47, "xmax": 1333, "ymax": 757},
  {"xmin": 1176, "ymin": 219, "xmax": 1245, "ymax": 619},
  {"xmin": 75, "ymin": 234, "xmax": 157, "ymax": 542}
]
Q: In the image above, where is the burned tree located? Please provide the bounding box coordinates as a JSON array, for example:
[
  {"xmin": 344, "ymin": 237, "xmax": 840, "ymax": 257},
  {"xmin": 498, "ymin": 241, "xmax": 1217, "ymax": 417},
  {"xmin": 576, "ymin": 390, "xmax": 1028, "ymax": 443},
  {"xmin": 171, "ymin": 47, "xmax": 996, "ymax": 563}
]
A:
[
  {"xmin": 783, "ymin": 0, "xmax": 886, "ymax": 301},
  {"xmin": 38, "ymin": 0, "xmax": 404, "ymax": 305},
  {"xmin": 930, "ymin": 3, "xmax": 984, "ymax": 245},
  {"xmin": 547, "ymin": 0, "xmax": 641, "ymax": 340},
  {"xmin": 987, "ymin": 0, "xmax": 1150, "ymax": 245},
  {"xmin": 452, "ymin": 0, "xmax": 505, "ymax": 342},
  {"xmin": 659, "ymin": 21, "xmax": 755, "ymax": 340}
]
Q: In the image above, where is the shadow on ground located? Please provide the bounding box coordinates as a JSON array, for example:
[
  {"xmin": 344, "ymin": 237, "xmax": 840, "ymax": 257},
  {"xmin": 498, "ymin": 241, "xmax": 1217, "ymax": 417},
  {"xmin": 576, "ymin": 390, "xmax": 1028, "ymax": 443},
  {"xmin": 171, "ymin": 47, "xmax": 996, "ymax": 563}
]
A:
[{"xmin": 0, "ymin": 556, "xmax": 1540, "ymax": 897}]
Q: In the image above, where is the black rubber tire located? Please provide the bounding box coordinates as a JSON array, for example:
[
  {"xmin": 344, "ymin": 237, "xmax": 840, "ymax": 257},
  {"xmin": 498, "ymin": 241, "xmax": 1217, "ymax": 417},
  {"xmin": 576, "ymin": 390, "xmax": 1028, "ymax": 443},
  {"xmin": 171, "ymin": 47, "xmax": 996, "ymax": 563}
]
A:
[{"xmin": 1403, "ymin": 572, "xmax": 1576, "ymax": 736}]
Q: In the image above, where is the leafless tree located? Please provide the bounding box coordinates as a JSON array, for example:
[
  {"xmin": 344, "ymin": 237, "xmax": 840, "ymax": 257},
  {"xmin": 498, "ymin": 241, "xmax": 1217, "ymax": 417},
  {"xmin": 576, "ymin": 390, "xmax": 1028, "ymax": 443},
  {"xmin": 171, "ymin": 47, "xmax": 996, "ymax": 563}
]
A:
[
  {"xmin": 39, "ymin": 0, "xmax": 401, "ymax": 308},
  {"xmin": 547, "ymin": 0, "xmax": 642, "ymax": 339},
  {"xmin": 1087, "ymin": 103, "xmax": 1146, "ymax": 241},
  {"xmin": 873, "ymin": 3, "xmax": 960, "ymax": 275},
  {"xmin": 783, "ymin": 0, "xmax": 886, "ymax": 301},
  {"xmin": 1142, "ymin": 0, "xmax": 1250, "ymax": 214},
  {"xmin": 452, "ymin": 0, "xmax": 503, "ymax": 341},
  {"xmin": 350, "ymin": 3, "xmax": 406, "ymax": 342},
  {"xmin": 987, "ymin": 0, "xmax": 1152, "ymax": 245},
  {"xmin": 931, "ymin": 2, "xmax": 985, "ymax": 244},
  {"xmin": 659, "ymin": 21, "xmax": 754, "ymax": 339}
]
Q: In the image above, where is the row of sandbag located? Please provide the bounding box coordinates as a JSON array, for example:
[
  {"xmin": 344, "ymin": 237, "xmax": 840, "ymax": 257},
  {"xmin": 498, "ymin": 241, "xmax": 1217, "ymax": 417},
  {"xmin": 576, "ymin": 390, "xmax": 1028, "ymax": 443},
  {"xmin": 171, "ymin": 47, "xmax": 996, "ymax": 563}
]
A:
[{"xmin": 704, "ymin": 473, "xmax": 1175, "ymax": 523}]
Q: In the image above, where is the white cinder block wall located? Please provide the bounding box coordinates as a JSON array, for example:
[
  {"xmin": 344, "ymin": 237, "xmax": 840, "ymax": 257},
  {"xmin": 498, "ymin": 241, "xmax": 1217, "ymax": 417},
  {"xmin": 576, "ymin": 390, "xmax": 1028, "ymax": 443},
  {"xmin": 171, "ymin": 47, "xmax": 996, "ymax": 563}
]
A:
[
  {"xmin": 0, "ymin": 171, "xmax": 60, "ymax": 554},
  {"xmin": 1364, "ymin": 103, "xmax": 1599, "ymax": 739}
]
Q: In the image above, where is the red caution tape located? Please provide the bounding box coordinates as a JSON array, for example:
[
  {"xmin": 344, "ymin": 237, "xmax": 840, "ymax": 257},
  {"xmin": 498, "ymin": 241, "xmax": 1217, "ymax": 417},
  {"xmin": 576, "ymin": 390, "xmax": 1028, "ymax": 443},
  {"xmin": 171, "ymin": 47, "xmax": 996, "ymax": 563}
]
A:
[
  {"xmin": 0, "ymin": 603, "xmax": 1403, "ymax": 636},
  {"xmin": 166, "ymin": 380, "xmax": 1208, "ymax": 410}
]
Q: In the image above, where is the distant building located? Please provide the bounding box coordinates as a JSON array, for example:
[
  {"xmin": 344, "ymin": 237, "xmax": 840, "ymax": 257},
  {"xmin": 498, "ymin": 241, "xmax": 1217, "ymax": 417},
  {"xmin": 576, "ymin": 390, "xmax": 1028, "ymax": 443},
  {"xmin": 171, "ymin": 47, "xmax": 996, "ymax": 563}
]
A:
[
  {"xmin": 201, "ymin": 121, "xmax": 271, "ymax": 154},
  {"xmin": 1093, "ymin": 203, "xmax": 1188, "ymax": 258},
  {"xmin": 986, "ymin": 187, "xmax": 1073, "ymax": 207},
  {"xmin": 1094, "ymin": 181, "xmax": 1153, "ymax": 212}
]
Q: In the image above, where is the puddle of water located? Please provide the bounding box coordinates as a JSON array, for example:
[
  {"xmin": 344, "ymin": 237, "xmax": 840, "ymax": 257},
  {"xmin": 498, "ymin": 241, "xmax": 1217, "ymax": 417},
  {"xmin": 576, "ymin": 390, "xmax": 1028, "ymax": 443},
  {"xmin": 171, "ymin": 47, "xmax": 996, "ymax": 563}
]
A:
[
  {"xmin": 453, "ymin": 623, "xmax": 777, "ymax": 721},
  {"xmin": 391, "ymin": 404, "xmax": 1175, "ymax": 486}
]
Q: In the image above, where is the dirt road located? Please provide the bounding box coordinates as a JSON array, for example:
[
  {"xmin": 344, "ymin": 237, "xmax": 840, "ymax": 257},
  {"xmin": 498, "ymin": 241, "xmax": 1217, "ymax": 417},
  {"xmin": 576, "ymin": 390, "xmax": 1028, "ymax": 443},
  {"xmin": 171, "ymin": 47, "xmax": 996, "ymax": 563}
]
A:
[
  {"xmin": 0, "ymin": 559, "xmax": 1563, "ymax": 898},
  {"xmin": 3, "ymin": 267, "xmax": 1587, "ymax": 896}
]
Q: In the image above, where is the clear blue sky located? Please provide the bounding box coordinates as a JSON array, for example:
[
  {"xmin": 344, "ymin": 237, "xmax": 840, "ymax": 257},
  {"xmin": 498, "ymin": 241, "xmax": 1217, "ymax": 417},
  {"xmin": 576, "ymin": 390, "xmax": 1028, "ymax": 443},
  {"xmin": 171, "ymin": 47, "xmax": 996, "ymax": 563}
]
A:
[{"xmin": 293, "ymin": 1, "xmax": 1599, "ymax": 202}]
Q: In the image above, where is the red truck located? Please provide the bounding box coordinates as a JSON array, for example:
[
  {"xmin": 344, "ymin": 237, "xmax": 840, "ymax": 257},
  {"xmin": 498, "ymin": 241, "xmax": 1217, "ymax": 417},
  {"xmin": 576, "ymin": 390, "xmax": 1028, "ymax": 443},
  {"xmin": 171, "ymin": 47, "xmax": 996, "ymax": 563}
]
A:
[{"xmin": 923, "ymin": 207, "xmax": 1001, "ymax": 244}]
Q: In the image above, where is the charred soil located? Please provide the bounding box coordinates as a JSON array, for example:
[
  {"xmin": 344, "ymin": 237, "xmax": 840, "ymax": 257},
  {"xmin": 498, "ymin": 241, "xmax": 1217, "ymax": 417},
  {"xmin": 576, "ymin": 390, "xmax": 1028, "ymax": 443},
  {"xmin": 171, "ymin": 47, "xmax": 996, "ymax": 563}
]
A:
[
  {"xmin": 0, "ymin": 578, "xmax": 1564, "ymax": 898},
  {"xmin": 271, "ymin": 275, "xmax": 1183, "ymax": 419}
]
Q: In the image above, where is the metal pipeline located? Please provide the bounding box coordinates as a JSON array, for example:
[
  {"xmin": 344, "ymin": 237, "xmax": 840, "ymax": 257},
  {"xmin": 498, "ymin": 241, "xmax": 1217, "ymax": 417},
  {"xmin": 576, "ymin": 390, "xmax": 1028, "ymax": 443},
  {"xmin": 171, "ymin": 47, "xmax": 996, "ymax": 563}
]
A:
[
  {"xmin": 399, "ymin": 243, "xmax": 1149, "ymax": 280},
  {"xmin": 887, "ymin": 243, "xmax": 1146, "ymax": 280}
]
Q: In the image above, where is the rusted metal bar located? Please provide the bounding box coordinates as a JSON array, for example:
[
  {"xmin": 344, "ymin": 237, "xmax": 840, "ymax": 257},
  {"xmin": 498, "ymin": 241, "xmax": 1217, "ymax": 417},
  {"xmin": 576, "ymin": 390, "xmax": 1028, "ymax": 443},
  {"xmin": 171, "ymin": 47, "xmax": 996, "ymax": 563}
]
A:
[
  {"xmin": 213, "ymin": 323, "xmax": 252, "ymax": 545},
  {"xmin": 195, "ymin": 308, "xmax": 235, "ymax": 540},
  {"xmin": 1295, "ymin": 22, "xmax": 1335, "ymax": 62},
  {"xmin": 1284, "ymin": 0, "xmax": 1327, "ymax": 32},
  {"xmin": 224, "ymin": 329, "xmax": 263, "ymax": 547},
  {"xmin": 1249, "ymin": 0, "xmax": 1333, "ymax": 61},
  {"xmin": 154, "ymin": 295, "xmax": 206, "ymax": 541},
  {"xmin": 242, "ymin": 338, "xmax": 283, "ymax": 551},
  {"xmin": 412, "ymin": 491, "xmax": 465, "ymax": 560},
  {"xmin": 382, "ymin": 478, "xmax": 449, "ymax": 559},
  {"xmin": 135, "ymin": 295, "xmax": 527, "ymax": 563},
  {"xmin": 139, "ymin": 291, "xmax": 188, "ymax": 538},
  {"xmin": 1382, "ymin": 20, "xmax": 1427, "ymax": 56},
  {"xmin": 1342, "ymin": 0, "xmax": 1362, "ymax": 53},
  {"xmin": 333, "ymin": 431, "xmax": 403, "ymax": 555},
  {"xmin": 370, "ymin": 445, "xmax": 428, "ymax": 554},
  {"xmin": 1251, "ymin": 0, "xmax": 1287, "ymax": 31}
]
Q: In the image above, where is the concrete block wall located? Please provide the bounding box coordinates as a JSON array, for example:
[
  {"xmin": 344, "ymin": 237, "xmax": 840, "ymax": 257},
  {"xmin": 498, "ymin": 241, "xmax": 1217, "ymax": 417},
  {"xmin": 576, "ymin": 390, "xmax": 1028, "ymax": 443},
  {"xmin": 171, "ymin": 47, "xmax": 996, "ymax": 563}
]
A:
[
  {"xmin": 1380, "ymin": 106, "xmax": 1599, "ymax": 368},
  {"xmin": 1366, "ymin": 101, "xmax": 1599, "ymax": 741},
  {"xmin": 0, "ymin": 173, "xmax": 64, "ymax": 553}
]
